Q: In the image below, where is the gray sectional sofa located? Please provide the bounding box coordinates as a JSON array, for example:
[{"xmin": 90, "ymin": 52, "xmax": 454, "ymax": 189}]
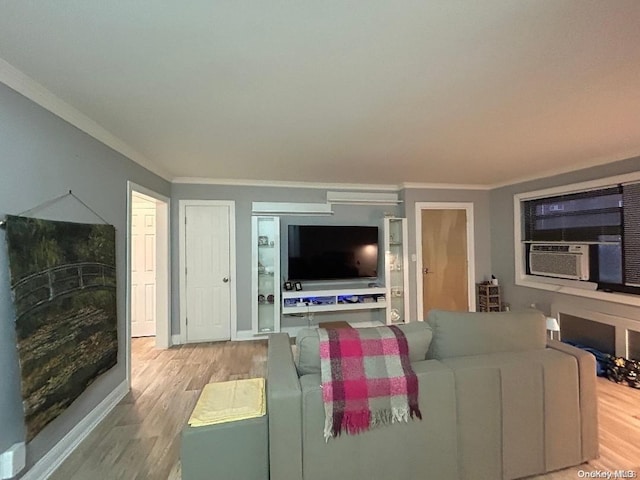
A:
[{"xmin": 267, "ymin": 309, "xmax": 599, "ymax": 480}]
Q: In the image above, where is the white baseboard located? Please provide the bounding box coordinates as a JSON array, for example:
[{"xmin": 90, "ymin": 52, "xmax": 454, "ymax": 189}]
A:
[
  {"xmin": 234, "ymin": 330, "xmax": 256, "ymax": 341},
  {"xmin": 22, "ymin": 380, "xmax": 129, "ymax": 480},
  {"xmin": 171, "ymin": 334, "xmax": 181, "ymax": 345},
  {"xmin": 235, "ymin": 330, "xmax": 278, "ymax": 341}
]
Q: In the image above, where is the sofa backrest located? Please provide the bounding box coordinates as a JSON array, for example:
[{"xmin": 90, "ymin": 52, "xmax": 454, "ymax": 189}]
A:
[
  {"xmin": 426, "ymin": 309, "xmax": 547, "ymax": 360},
  {"xmin": 296, "ymin": 322, "xmax": 433, "ymax": 376}
]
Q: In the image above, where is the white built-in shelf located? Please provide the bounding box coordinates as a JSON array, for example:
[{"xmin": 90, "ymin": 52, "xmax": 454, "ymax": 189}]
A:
[
  {"xmin": 255, "ymin": 327, "xmax": 275, "ymax": 334},
  {"xmin": 283, "ymin": 301, "xmax": 387, "ymax": 314},
  {"xmin": 282, "ymin": 286, "xmax": 387, "ymax": 315}
]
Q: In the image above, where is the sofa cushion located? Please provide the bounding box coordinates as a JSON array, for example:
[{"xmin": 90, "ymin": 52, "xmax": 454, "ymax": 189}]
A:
[
  {"xmin": 441, "ymin": 348, "xmax": 583, "ymax": 477},
  {"xmin": 296, "ymin": 322, "xmax": 433, "ymax": 376},
  {"xmin": 426, "ymin": 309, "xmax": 546, "ymax": 360},
  {"xmin": 298, "ymin": 359, "xmax": 459, "ymax": 480}
]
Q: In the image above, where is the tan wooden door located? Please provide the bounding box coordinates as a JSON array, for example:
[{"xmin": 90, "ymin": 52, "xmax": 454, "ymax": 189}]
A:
[
  {"xmin": 421, "ymin": 209, "xmax": 469, "ymax": 317},
  {"xmin": 131, "ymin": 195, "xmax": 157, "ymax": 337}
]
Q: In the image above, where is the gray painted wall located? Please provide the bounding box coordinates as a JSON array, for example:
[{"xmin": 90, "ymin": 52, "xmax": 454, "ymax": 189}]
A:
[
  {"xmin": 4, "ymin": 62, "xmax": 635, "ymax": 475},
  {"xmin": 490, "ymin": 155, "xmax": 640, "ymax": 320},
  {"xmin": 171, "ymin": 184, "xmax": 401, "ymax": 332},
  {"xmin": 172, "ymin": 185, "xmax": 492, "ymax": 331},
  {"xmin": 0, "ymin": 84, "xmax": 170, "ymax": 472},
  {"xmin": 403, "ymin": 188, "xmax": 493, "ymax": 321}
]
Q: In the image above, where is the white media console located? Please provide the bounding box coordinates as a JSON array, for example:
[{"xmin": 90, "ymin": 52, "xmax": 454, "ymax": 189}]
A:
[
  {"xmin": 251, "ymin": 215, "xmax": 410, "ymax": 336},
  {"xmin": 281, "ymin": 286, "xmax": 387, "ymax": 314}
]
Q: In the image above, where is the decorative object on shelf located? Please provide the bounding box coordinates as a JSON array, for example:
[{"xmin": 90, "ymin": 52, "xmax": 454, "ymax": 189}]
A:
[
  {"xmin": 390, "ymin": 308, "xmax": 401, "ymax": 323},
  {"xmin": 258, "ymin": 294, "xmax": 266, "ymax": 304},
  {"xmin": 295, "ymin": 282, "xmax": 303, "ymax": 291},
  {"xmin": 258, "ymin": 235, "xmax": 268, "ymax": 246},
  {"xmin": 477, "ymin": 283, "xmax": 502, "ymax": 312},
  {"xmin": 391, "ymin": 287, "xmax": 403, "ymax": 297},
  {"xmin": 267, "ymin": 294, "xmax": 274, "ymax": 304},
  {"xmin": 284, "ymin": 298, "xmax": 299, "ymax": 307},
  {"xmin": 269, "ymin": 240, "xmax": 275, "ymax": 247},
  {"xmin": 258, "ymin": 262, "xmax": 266, "ymax": 274},
  {"xmin": 284, "ymin": 281, "xmax": 293, "ymax": 291}
]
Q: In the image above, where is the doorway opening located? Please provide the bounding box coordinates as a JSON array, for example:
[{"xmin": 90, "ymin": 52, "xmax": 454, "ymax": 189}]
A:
[
  {"xmin": 126, "ymin": 182, "xmax": 170, "ymax": 388},
  {"xmin": 415, "ymin": 202, "xmax": 476, "ymax": 320}
]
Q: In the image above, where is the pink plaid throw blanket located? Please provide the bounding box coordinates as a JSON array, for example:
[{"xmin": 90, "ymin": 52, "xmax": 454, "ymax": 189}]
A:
[{"xmin": 318, "ymin": 325, "xmax": 422, "ymax": 440}]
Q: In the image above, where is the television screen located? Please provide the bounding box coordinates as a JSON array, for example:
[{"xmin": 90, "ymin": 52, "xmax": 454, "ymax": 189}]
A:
[{"xmin": 288, "ymin": 225, "xmax": 379, "ymax": 281}]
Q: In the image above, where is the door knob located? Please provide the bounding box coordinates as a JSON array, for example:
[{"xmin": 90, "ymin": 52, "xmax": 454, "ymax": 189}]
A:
[
  {"xmin": 423, "ymin": 268, "xmax": 431, "ymax": 274},
  {"xmin": 223, "ymin": 277, "xmax": 229, "ymax": 283}
]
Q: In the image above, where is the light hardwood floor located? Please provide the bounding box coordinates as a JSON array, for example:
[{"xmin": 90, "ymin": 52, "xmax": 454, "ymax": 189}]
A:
[
  {"xmin": 50, "ymin": 338, "xmax": 267, "ymax": 480},
  {"xmin": 50, "ymin": 338, "xmax": 639, "ymax": 479}
]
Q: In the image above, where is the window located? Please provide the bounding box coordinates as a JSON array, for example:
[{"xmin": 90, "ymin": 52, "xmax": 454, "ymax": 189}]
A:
[
  {"xmin": 523, "ymin": 187, "xmax": 622, "ymax": 242},
  {"xmin": 516, "ymin": 176, "xmax": 640, "ymax": 298}
]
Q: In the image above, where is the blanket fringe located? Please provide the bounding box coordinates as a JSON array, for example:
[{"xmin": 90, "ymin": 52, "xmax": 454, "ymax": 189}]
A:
[
  {"xmin": 323, "ymin": 407, "xmax": 415, "ymax": 440},
  {"xmin": 324, "ymin": 416, "xmax": 333, "ymax": 442},
  {"xmin": 324, "ymin": 410, "xmax": 372, "ymax": 441}
]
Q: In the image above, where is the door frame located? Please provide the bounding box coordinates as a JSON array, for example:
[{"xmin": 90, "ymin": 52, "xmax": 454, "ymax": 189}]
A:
[
  {"xmin": 414, "ymin": 202, "xmax": 476, "ymax": 317},
  {"xmin": 126, "ymin": 181, "xmax": 171, "ymax": 388},
  {"xmin": 179, "ymin": 200, "xmax": 237, "ymax": 344}
]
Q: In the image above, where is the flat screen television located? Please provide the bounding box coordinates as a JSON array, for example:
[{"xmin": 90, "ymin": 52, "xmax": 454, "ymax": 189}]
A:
[{"xmin": 287, "ymin": 225, "xmax": 379, "ymax": 281}]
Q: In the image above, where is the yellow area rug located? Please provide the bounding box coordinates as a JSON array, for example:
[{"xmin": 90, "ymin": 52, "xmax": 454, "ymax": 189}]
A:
[{"xmin": 188, "ymin": 377, "xmax": 266, "ymax": 428}]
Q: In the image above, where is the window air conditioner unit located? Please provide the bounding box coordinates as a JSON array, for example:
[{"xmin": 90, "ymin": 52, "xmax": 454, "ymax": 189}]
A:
[{"xmin": 529, "ymin": 244, "xmax": 590, "ymax": 281}]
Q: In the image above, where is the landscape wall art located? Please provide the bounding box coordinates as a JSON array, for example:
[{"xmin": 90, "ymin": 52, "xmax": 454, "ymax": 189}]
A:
[{"xmin": 5, "ymin": 215, "xmax": 117, "ymax": 441}]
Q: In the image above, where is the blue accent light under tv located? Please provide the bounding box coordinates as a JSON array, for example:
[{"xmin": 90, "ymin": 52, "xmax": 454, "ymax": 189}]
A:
[{"xmin": 287, "ymin": 225, "xmax": 379, "ymax": 281}]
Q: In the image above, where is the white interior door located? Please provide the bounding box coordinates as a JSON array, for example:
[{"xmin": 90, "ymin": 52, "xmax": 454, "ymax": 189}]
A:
[
  {"xmin": 131, "ymin": 195, "xmax": 156, "ymax": 337},
  {"xmin": 184, "ymin": 204, "xmax": 232, "ymax": 342}
]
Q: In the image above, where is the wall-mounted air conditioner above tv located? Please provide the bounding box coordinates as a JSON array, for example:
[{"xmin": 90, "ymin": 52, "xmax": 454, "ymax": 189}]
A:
[{"xmin": 287, "ymin": 225, "xmax": 379, "ymax": 281}]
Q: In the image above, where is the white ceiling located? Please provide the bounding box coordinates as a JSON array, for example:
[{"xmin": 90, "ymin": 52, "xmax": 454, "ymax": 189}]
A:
[{"xmin": 1, "ymin": 1, "xmax": 640, "ymax": 187}]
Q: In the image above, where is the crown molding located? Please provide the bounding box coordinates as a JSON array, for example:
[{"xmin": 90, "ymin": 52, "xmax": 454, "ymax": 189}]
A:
[
  {"xmin": 0, "ymin": 57, "xmax": 172, "ymax": 181},
  {"xmin": 172, "ymin": 176, "xmax": 401, "ymax": 191},
  {"xmin": 401, "ymin": 182, "xmax": 492, "ymax": 190},
  {"xmin": 488, "ymin": 151, "xmax": 640, "ymax": 190},
  {"xmin": 173, "ymin": 177, "xmax": 501, "ymax": 191}
]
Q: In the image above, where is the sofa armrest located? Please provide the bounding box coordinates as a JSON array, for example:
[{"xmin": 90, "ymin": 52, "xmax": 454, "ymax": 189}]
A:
[
  {"xmin": 546, "ymin": 339, "xmax": 599, "ymax": 461},
  {"xmin": 267, "ymin": 333, "xmax": 303, "ymax": 480}
]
